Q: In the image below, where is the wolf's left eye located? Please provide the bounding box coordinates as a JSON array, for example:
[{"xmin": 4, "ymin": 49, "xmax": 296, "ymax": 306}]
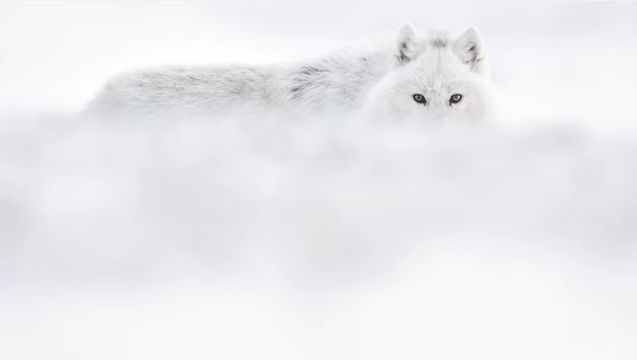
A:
[
  {"xmin": 449, "ymin": 94, "xmax": 463, "ymax": 105},
  {"xmin": 412, "ymin": 93, "xmax": 427, "ymax": 105}
]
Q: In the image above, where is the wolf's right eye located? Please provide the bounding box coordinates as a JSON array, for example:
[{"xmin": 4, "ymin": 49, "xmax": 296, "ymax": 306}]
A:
[
  {"xmin": 449, "ymin": 93, "xmax": 463, "ymax": 105},
  {"xmin": 412, "ymin": 93, "xmax": 427, "ymax": 105}
]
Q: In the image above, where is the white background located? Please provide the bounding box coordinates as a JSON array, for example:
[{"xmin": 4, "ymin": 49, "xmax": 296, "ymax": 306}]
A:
[{"xmin": 1, "ymin": 2, "xmax": 637, "ymax": 359}]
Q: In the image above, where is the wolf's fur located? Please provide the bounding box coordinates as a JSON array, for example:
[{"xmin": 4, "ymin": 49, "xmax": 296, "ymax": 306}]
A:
[{"xmin": 88, "ymin": 25, "xmax": 496, "ymax": 121}]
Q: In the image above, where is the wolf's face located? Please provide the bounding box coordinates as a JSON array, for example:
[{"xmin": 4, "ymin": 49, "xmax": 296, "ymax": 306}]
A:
[{"xmin": 369, "ymin": 25, "xmax": 495, "ymax": 121}]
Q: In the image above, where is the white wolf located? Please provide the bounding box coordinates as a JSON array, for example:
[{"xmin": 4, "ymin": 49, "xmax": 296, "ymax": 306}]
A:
[{"xmin": 88, "ymin": 24, "xmax": 496, "ymax": 121}]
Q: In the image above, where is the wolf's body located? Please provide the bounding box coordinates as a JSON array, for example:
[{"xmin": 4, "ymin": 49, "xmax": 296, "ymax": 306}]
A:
[{"xmin": 88, "ymin": 25, "xmax": 496, "ymax": 121}]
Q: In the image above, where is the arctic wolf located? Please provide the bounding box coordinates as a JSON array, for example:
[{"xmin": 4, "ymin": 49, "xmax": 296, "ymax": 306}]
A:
[{"xmin": 88, "ymin": 24, "xmax": 496, "ymax": 121}]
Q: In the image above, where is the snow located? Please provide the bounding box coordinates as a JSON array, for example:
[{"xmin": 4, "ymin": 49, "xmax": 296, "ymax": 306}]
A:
[{"xmin": 1, "ymin": 2, "xmax": 637, "ymax": 359}]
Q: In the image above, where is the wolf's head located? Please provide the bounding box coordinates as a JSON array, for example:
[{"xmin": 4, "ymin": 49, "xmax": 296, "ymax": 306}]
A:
[{"xmin": 368, "ymin": 24, "xmax": 496, "ymax": 121}]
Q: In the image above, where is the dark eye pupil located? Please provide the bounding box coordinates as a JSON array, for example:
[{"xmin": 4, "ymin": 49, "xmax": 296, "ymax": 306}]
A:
[{"xmin": 412, "ymin": 94, "xmax": 427, "ymax": 105}]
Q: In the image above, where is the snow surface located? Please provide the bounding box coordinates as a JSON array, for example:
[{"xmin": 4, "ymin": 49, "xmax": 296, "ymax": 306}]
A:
[{"xmin": 1, "ymin": 2, "xmax": 637, "ymax": 360}]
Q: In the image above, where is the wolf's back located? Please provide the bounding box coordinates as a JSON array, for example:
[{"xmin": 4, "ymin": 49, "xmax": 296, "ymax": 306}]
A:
[{"xmin": 86, "ymin": 65, "xmax": 281, "ymax": 118}]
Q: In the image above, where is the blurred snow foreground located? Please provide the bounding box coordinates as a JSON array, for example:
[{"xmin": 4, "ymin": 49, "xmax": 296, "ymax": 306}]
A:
[
  {"xmin": 2, "ymin": 0, "xmax": 637, "ymax": 358},
  {"xmin": 1, "ymin": 110, "xmax": 637, "ymax": 359}
]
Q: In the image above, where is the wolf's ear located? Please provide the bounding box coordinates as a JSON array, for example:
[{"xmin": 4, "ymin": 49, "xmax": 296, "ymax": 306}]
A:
[
  {"xmin": 396, "ymin": 23, "xmax": 419, "ymax": 64},
  {"xmin": 453, "ymin": 27, "xmax": 486, "ymax": 73}
]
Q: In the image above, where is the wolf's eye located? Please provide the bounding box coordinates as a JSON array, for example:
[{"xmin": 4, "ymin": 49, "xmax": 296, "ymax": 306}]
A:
[
  {"xmin": 449, "ymin": 94, "xmax": 463, "ymax": 105},
  {"xmin": 412, "ymin": 93, "xmax": 427, "ymax": 105}
]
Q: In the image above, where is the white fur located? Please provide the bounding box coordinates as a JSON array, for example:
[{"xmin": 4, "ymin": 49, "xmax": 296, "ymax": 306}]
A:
[
  {"xmin": 88, "ymin": 25, "xmax": 496, "ymax": 121},
  {"xmin": 363, "ymin": 25, "xmax": 496, "ymax": 122}
]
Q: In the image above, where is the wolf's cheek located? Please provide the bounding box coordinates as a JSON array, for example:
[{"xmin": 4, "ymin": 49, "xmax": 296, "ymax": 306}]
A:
[{"xmin": 460, "ymin": 93, "xmax": 491, "ymax": 119}]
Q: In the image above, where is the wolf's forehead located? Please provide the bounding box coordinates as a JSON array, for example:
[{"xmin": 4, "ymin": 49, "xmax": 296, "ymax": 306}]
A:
[
  {"xmin": 415, "ymin": 50, "xmax": 463, "ymax": 77},
  {"xmin": 418, "ymin": 77, "xmax": 457, "ymax": 94},
  {"xmin": 411, "ymin": 55, "xmax": 467, "ymax": 92}
]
